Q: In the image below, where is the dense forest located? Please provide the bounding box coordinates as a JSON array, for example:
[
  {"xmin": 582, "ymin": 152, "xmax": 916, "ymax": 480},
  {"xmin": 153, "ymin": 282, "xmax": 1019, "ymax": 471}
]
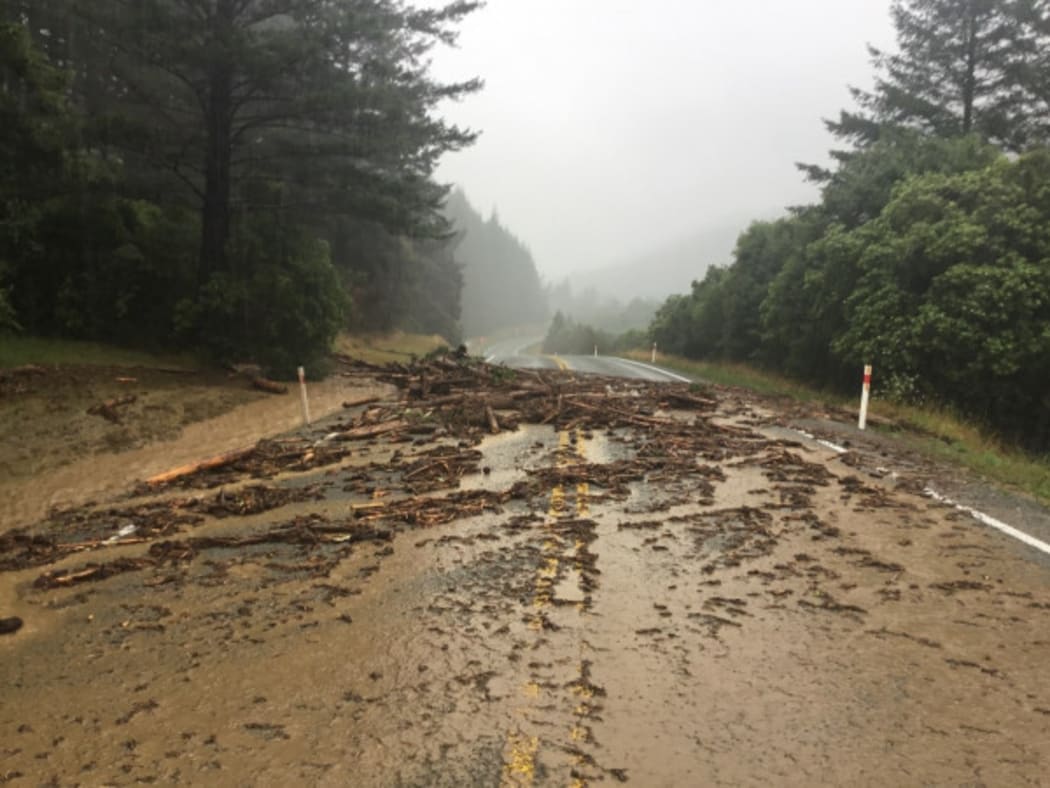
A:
[
  {"xmin": 445, "ymin": 189, "xmax": 548, "ymax": 338},
  {"xmin": 0, "ymin": 1, "xmax": 483, "ymax": 374},
  {"xmin": 651, "ymin": 0, "xmax": 1050, "ymax": 451}
]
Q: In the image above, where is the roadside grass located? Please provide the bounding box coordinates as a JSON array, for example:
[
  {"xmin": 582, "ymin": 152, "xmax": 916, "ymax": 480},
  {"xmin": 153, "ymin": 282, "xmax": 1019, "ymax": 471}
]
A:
[
  {"xmin": 335, "ymin": 331, "xmax": 449, "ymax": 365},
  {"xmin": 0, "ymin": 335, "xmax": 200, "ymax": 370},
  {"xmin": 628, "ymin": 350, "xmax": 1050, "ymax": 506},
  {"xmin": 2, "ymin": 331, "xmax": 452, "ymax": 372}
]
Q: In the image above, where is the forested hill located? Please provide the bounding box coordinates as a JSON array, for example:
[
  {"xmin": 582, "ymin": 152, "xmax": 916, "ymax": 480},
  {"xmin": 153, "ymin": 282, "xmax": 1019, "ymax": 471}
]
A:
[
  {"xmin": 649, "ymin": 0, "xmax": 1050, "ymax": 451},
  {"xmin": 1, "ymin": 2, "xmax": 482, "ymax": 374},
  {"xmin": 446, "ymin": 190, "xmax": 548, "ymax": 338}
]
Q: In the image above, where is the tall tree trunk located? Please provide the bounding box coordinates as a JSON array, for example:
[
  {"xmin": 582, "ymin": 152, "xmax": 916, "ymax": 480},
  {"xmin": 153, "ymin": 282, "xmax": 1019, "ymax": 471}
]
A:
[
  {"xmin": 962, "ymin": 3, "xmax": 978, "ymax": 134},
  {"xmin": 199, "ymin": 1, "xmax": 235, "ymax": 283}
]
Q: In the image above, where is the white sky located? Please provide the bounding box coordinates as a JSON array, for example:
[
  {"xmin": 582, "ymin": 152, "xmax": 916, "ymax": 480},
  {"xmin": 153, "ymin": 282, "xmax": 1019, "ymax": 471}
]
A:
[{"xmin": 428, "ymin": 1, "xmax": 896, "ymax": 279}]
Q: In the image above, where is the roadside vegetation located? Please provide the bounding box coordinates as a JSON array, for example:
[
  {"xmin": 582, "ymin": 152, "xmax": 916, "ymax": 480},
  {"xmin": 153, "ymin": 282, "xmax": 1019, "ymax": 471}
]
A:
[
  {"xmin": 0, "ymin": 333, "xmax": 450, "ymax": 372},
  {"xmin": 648, "ymin": 0, "xmax": 1050, "ymax": 456},
  {"xmin": 542, "ymin": 312, "xmax": 648, "ymax": 356},
  {"xmin": 0, "ymin": 337, "xmax": 199, "ymax": 371},
  {"xmin": 1, "ymin": 3, "xmax": 491, "ymax": 377}
]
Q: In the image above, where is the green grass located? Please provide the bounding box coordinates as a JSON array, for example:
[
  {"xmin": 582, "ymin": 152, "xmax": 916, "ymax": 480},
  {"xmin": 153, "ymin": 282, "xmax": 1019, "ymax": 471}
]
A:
[
  {"xmin": 334, "ymin": 331, "xmax": 450, "ymax": 365},
  {"xmin": 631, "ymin": 350, "xmax": 1050, "ymax": 506},
  {"xmin": 0, "ymin": 336, "xmax": 200, "ymax": 370},
  {"xmin": 627, "ymin": 351, "xmax": 846, "ymax": 405}
]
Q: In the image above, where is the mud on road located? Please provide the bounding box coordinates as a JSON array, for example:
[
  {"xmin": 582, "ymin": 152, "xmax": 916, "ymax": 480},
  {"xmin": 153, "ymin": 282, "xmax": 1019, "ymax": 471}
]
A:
[{"xmin": 1, "ymin": 355, "xmax": 1049, "ymax": 785}]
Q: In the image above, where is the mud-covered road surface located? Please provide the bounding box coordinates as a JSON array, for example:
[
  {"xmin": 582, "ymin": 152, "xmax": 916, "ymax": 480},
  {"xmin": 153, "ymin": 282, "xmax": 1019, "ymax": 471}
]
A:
[{"xmin": 2, "ymin": 357, "xmax": 1048, "ymax": 786}]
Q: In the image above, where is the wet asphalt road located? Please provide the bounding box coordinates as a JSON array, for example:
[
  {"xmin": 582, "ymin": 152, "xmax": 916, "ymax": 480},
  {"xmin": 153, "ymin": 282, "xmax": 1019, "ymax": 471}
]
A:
[{"xmin": 479, "ymin": 337, "xmax": 690, "ymax": 383}]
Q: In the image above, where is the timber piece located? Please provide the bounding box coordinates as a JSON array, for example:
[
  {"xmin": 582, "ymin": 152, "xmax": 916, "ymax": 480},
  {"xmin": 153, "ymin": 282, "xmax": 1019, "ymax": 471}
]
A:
[
  {"xmin": 87, "ymin": 395, "xmax": 138, "ymax": 423},
  {"xmin": 335, "ymin": 419, "xmax": 408, "ymax": 442},
  {"xmin": 34, "ymin": 557, "xmax": 156, "ymax": 590},
  {"xmin": 563, "ymin": 396, "xmax": 672, "ymax": 427},
  {"xmin": 146, "ymin": 445, "xmax": 257, "ymax": 486},
  {"xmin": 342, "ymin": 395, "xmax": 382, "ymax": 409},
  {"xmin": 660, "ymin": 391, "xmax": 717, "ymax": 411},
  {"xmin": 251, "ymin": 376, "xmax": 288, "ymax": 394},
  {"xmin": 486, "ymin": 405, "xmax": 500, "ymax": 435}
]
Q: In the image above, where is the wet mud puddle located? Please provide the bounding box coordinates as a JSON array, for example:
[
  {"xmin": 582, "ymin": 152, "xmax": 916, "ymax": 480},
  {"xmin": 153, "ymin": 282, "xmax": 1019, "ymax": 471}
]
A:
[{"xmin": 1, "ymin": 362, "xmax": 1049, "ymax": 785}]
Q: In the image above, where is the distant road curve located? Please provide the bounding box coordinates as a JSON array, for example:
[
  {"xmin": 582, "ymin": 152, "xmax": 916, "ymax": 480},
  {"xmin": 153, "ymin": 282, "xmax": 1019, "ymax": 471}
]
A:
[{"xmin": 476, "ymin": 336, "xmax": 691, "ymax": 383}]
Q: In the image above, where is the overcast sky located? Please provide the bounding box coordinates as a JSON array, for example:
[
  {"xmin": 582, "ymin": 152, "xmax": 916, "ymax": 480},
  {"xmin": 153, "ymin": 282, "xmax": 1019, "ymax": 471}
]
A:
[{"xmin": 427, "ymin": 0, "xmax": 896, "ymax": 279}]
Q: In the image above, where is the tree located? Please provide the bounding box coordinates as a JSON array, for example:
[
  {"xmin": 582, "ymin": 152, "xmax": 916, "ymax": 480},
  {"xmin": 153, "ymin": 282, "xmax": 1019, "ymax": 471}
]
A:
[
  {"xmin": 72, "ymin": 0, "xmax": 481, "ymax": 282},
  {"xmin": 0, "ymin": 15, "xmax": 71, "ymax": 334},
  {"xmin": 826, "ymin": 0, "xmax": 1035, "ymax": 151},
  {"xmin": 447, "ymin": 189, "xmax": 548, "ymax": 337},
  {"xmin": 830, "ymin": 151, "xmax": 1050, "ymax": 445}
]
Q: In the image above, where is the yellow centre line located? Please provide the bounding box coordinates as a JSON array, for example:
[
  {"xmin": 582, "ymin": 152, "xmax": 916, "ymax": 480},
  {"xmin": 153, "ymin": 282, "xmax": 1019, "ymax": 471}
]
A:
[{"xmin": 503, "ymin": 427, "xmax": 596, "ymax": 785}]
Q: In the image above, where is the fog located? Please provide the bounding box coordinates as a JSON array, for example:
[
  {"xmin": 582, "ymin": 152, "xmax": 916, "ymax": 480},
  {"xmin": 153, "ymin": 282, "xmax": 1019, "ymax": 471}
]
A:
[{"xmin": 430, "ymin": 1, "xmax": 896, "ymax": 281}]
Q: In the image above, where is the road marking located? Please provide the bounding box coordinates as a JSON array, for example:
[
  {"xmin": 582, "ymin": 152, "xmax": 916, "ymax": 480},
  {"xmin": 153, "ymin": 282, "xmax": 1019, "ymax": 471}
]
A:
[
  {"xmin": 608, "ymin": 356, "xmax": 693, "ymax": 383},
  {"xmin": 503, "ymin": 429, "xmax": 573, "ymax": 783},
  {"xmin": 792, "ymin": 428, "xmax": 849, "ymax": 454},
  {"xmin": 791, "ymin": 428, "xmax": 1050, "ymax": 559},
  {"xmin": 924, "ymin": 488, "xmax": 1050, "ymax": 557},
  {"xmin": 502, "ymin": 734, "xmax": 539, "ymax": 785}
]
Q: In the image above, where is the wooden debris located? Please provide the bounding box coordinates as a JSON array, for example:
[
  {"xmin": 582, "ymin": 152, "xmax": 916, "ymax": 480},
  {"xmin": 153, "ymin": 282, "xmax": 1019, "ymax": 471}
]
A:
[
  {"xmin": 251, "ymin": 376, "xmax": 288, "ymax": 395},
  {"xmin": 342, "ymin": 395, "xmax": 382, "ymax": 409},
  {"xmin": 335, "ymin": 419, "xmax": 408, "ymax": 441},
  {"xmin": 146, "ymin": 446, "xmax": 257, "ymax": 486},
  {"xmin": 86, "ymin": 394, "xmax": 137, "ymax": 423}
]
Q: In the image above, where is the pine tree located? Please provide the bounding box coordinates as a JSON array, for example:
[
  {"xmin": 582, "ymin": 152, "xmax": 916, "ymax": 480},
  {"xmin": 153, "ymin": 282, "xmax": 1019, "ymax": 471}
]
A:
[
  {"xmin": 826, "ymin": 0, "xmax": 1030, "ymax": 150},
  {"xmin": 69, "ymin": 0, "xmax": 482, "ymax": 281}
]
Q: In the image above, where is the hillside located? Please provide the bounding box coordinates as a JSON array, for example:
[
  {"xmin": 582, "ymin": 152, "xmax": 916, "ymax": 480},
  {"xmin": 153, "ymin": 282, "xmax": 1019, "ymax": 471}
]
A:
[{"xmin": 566, "ymin": 223, "xmax": 744, "ymax": 302}]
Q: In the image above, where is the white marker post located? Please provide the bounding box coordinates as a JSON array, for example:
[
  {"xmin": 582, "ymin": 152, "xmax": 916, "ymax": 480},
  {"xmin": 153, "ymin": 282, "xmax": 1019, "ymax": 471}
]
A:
[
  {"xmin": 651, "ymin": 342, "xmax": 657, "ymax": 364},
  {"xmin": 594, "ymin": 345, "xmax": 598, "ymax": 358},
  {"xmin": 297, "ymin": 366, "xmax": 311, "ymax": 426},
  {"xmin": 858, "ymin": 364, "xmax": 872, "ymax": 430}
]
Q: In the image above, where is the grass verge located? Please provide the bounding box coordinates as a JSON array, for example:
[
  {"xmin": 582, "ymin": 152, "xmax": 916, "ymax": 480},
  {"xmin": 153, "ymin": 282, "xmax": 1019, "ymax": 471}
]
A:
[
  {"xmin": 334, "ymin": 331, "xmax": 449, "ymax": 365},
  {"xmin": 629, "ymin": 350, "xmax": 1050, "ymax": 506},
  {"xmin": 0, "ymin": 336, "xmax": 200, "ymax": 370}
]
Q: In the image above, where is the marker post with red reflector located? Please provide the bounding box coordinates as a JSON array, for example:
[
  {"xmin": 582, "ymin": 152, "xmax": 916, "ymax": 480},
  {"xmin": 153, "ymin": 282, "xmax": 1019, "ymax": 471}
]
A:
[{"xmin": 858, "ymin": 364, "xmax": 872, "ymax": 430}]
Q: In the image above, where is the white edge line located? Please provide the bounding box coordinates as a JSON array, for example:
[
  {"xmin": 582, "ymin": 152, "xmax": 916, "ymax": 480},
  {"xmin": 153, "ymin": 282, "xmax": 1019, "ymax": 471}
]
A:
[
  {"xmin": 610, "ymin": 356, "xmax": 693, "ymax": 383},
  {"xmin": 791, "ymin": 428, "xmax": 848, "ymax": 455},
  {"xmin": 923, "ymin": 488, "xmax": 1050, "ymax": 557},
  {"xmin": 790, "ymin": 428, "xmax": 1050, "ymax": 558}
]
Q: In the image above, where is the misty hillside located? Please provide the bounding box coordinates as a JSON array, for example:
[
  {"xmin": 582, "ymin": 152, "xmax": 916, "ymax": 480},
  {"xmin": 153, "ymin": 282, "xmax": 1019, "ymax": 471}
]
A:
[
  {"xmin": 566, "ymin": 224, "xmax": 743, "ymax": 302},
  {"xmin": 446, "ymin": 190, "xmax": 548, "ymax": 338}
]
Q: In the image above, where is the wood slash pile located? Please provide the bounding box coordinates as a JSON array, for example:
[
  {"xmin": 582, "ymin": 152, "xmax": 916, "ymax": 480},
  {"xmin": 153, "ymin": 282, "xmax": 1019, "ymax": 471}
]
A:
[{"xmin": 3, "ymin": 351, "xmax": 770, "ymax": 589}]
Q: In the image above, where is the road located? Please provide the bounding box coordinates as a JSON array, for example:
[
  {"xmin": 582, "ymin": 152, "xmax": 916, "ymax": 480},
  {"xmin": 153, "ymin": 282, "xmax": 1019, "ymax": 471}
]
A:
[
  {"xmin": 1, "ymin": 356, "xmax": 1049, "ymax": 785},
  {"xmin": 478, "ymin": 336, "xmax": 690, "ymax": 383}
]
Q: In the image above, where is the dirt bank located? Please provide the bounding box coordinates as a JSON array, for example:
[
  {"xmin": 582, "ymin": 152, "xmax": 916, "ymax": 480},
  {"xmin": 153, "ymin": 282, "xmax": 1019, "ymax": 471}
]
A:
[{"xmin": 0, "ymin": 363, "xmax": 390, "ymax": 529}]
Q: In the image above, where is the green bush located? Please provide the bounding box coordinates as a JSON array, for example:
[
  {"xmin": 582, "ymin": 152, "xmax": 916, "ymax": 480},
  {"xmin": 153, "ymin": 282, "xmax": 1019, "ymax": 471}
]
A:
[{"xmin": 185, "ymin": 219, "xmax": 349, "ymax": 378}]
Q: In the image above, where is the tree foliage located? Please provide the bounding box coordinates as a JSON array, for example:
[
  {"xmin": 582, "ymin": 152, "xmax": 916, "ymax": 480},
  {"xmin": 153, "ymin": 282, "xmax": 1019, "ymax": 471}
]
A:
[
  {"xmin": 650, "ymin": 0, "xmax": 1050, "ymax": 450},
  {"xmin": 1, "ymin": 1, "xmax": 481, "ymax": 371},
  {"xmin": 446, "ymin": 189, "xmax": 548, "ymax": 338}
]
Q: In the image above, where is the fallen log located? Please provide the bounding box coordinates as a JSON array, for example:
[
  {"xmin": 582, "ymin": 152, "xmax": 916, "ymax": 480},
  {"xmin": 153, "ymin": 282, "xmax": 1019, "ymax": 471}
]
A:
[
  {"xmin": 563, "ymin": 396, "xmax": 672, "ymax": 427},
  {"xmin": 251, "ymin": 376, "xmax": 288, "ymax": 395},
  {"xmin": 87, "ymin": 394, "xmax": 137, "ymax": 423},
  {"xmin": 145, "ymin": 445, "xmax": 257, "ymax": 486},
  {"xmin": 342, "ymin": 395, "xmax": 382, "ymax": 409},
  {"xmin": 485, "ymin": 405, "xmax": 500, "ymax": 435},
  {"xmin": 335, "ymin": 419, "xmax": 408, "ymax": 441}
]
